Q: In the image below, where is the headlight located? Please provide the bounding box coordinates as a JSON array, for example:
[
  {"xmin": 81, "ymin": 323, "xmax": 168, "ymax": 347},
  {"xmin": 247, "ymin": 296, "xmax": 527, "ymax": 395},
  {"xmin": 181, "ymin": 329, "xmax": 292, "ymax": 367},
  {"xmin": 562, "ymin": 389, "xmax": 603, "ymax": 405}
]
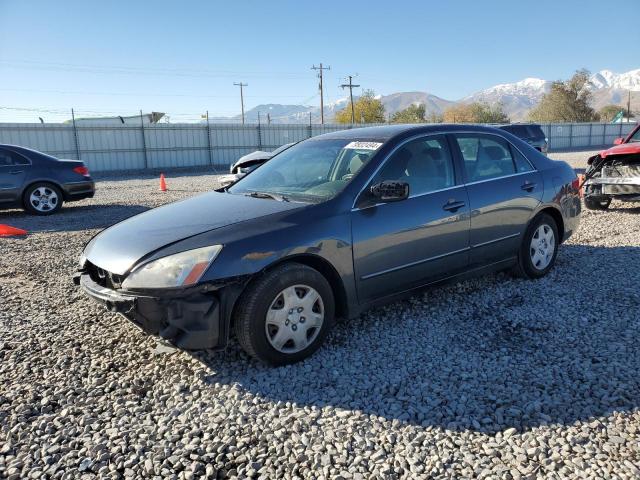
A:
[{"xmin": 122, "ymin": 245, "xmax": 222, "ymax": 289}]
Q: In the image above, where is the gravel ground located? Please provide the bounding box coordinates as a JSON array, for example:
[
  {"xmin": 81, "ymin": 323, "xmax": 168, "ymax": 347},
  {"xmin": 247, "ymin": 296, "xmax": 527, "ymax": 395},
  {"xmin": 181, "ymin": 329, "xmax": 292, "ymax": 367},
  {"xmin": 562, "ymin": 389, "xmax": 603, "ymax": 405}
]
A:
[{"xmin": 1, "ymin": 151, "xmax": 639, "ymax": 479}]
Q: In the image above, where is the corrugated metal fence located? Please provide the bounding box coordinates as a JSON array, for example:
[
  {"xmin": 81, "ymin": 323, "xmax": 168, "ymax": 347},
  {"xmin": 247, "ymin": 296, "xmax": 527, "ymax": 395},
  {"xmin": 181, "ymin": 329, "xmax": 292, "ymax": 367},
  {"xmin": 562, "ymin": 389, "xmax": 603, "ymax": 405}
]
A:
[
  {"xmin": 539, "ymin": 122, "xmax": 637, "ymax": 150},
  {"xmin": 0, "ymin": 122, "xmax": 636, "ymax": 172}
]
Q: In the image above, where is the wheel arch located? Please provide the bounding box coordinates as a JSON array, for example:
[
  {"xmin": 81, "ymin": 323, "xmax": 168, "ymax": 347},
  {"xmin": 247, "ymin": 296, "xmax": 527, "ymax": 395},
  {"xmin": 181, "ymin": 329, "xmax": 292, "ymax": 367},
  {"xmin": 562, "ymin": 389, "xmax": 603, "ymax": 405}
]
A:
[
  {"xmin": 265, "ymin": 254, "xmax": 349, "ymax": 319},
  {"xmin": 20, "ymin": 179, "xmax": 66, "ymax": 206},
  {"xmin": 535, "ymin": 206, "xmax": 565, "ymax": 243},
  {"xmin": 227, "ymin": 253, "xmax": 350, "ymax": 331}
]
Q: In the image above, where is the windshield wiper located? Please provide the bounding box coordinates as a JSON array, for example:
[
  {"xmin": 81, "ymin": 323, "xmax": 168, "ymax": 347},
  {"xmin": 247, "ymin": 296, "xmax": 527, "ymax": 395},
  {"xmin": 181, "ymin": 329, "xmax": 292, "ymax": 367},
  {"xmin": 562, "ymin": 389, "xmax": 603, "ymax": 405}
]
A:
[{"xmin": 244, "ymin": 191, "xmax": 290, "ymax": 202}]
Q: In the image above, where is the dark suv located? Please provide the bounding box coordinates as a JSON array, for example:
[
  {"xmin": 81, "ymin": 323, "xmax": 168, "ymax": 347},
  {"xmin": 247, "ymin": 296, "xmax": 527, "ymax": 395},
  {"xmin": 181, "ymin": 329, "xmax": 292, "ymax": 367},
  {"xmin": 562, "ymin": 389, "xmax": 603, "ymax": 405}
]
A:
[{"xmin": 498, "ymin": 124, "xmax": 548, "ymax": 154}]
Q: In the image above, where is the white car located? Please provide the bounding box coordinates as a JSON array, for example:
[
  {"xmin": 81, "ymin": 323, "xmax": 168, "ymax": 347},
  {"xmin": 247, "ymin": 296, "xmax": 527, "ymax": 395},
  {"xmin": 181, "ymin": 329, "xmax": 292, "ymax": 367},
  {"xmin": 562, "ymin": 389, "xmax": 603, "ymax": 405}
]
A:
[{"xmin": 219, "ymin": 143, "xmax": 296, "ymax": 187}]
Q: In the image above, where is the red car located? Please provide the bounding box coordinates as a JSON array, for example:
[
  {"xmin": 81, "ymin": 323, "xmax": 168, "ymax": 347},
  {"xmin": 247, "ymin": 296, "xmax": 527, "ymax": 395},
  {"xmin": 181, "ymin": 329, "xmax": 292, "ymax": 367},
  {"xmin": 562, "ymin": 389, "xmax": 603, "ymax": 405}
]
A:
[{"xmin": 583, "ymin": 123, "xmax": 640, "ymax": 210}]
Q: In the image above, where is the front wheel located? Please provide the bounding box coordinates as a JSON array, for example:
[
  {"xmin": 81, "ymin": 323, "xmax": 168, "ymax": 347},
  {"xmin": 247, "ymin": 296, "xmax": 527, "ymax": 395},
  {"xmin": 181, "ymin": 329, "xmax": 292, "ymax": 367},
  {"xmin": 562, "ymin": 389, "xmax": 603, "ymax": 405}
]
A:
[
  {"xmin": 513, "ymin": 213, "xmax": 559, "ymax": 279},
  {"xmin": 234, "ymin": 263, "xmax": 335, "ymax": 365}
]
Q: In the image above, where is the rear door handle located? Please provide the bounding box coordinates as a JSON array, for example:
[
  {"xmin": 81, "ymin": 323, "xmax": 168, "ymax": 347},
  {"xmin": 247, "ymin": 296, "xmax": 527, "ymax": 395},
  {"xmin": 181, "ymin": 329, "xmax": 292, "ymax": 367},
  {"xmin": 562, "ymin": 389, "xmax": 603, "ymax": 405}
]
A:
[
  {"xmin": 521, "ymin": 181, "xmax": 536, "ymax": 192},
  {"xmin": 443, "ymin": 200, "xmax": 465, "ymax": 212},
  {"xmin": 9, "ymin": 170, "xmax": 24, "ymax": 175}
]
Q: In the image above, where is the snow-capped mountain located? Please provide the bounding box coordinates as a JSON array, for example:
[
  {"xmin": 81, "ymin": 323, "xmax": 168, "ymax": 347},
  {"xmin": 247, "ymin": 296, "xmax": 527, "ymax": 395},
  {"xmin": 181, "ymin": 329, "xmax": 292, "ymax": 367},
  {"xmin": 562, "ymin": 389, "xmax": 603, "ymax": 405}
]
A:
[
  {"xmin": 207, "ymin": 68, "xmax": 639, "ymax": 124},
  {"xmin": 590, "ymin": 69, "xmax": 640, "ymax": 91},
  {"xmin": 464, "ymin": 77, "xmax": 551, "ymax": 100},
  {"xmin": 461, "ymin": 69, "xmax": 640, "ymax": 120},
  {"xmin": 462, "ymin": 78, "xmax": 552, "ymax": 121}
]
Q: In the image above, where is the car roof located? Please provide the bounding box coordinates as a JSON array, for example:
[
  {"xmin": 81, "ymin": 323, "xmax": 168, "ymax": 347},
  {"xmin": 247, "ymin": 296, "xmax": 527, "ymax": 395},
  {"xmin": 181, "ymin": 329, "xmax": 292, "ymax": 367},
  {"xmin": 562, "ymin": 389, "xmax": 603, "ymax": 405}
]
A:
[
  {"xmin": 0, "ymin": 144, "xmax": 44, "ymax": 155},
  {"xmin": 0, "ymin": 144, "xmax": 61, "ymax": 163},
  {"xmin": 313, "ymin": 123, "xmax": 516, "ymax": 142}
]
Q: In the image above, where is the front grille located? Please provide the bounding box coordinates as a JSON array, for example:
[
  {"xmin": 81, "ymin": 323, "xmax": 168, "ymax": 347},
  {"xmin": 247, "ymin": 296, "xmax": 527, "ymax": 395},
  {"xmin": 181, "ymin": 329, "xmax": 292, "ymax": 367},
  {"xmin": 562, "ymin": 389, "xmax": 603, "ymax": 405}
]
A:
[
  {"xmin": 604, "ymin": 165, "xmax": 639, "ymax": 177},
  {"xmin": 85, "ymin": 261, "xmax": 124, "ymax": 289},
  {"xmin": 601, "ymin": 165, "xmax": 640, "ymax": 195},
  {"xmin": 603, "ymin": 184, "xmax": 640, "ymax": 195}
]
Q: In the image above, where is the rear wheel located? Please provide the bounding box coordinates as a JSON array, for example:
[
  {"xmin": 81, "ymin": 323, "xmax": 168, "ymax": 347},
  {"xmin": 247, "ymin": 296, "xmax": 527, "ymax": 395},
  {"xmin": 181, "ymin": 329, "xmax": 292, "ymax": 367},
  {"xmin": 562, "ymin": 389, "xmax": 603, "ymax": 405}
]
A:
[
  {"xmin": 584, "ymin": 196, "xmax": 611, "ymax": 210},
  {"xmin": 234, "ymin": 263, "xmax": 335, "ymax": 365},
  {"xmin": 513, "ymin": 213, "xmax": 559, "ymax": 279},
  {"xmin": 23, "ymin": 183, "xmax": 63, "ymax": 215}
]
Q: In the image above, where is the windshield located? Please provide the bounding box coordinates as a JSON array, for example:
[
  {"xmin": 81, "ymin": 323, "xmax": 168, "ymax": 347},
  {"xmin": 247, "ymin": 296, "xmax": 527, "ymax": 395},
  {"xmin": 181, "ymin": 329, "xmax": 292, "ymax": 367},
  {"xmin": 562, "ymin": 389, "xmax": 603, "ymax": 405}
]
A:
[
  {"xmin": 628, "ymin": 126, "xmax": 640, "ymax": 143},
  {"xmin": 228, "ymin": 138, "xmax": 382, "ymax": 202}
]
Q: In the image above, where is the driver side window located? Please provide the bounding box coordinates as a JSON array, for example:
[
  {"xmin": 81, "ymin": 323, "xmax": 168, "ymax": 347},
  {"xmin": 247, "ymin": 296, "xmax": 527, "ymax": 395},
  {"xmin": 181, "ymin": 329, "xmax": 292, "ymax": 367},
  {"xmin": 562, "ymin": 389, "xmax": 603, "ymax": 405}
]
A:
[{"xmin": 374, "ymin": 135, "xmax": 455, "ymax": 196}]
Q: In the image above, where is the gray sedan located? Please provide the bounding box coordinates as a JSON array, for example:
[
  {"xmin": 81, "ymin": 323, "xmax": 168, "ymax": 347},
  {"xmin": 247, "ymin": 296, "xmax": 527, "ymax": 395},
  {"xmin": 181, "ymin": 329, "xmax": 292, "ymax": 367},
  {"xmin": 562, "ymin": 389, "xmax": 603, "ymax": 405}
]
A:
[
  {"xmin": 0, "ymin": 144, "xmax": 95, "ymax": 215},
  {"xmin": 75, "ymin": 124, "xmax": 581, "ymax": 365}
]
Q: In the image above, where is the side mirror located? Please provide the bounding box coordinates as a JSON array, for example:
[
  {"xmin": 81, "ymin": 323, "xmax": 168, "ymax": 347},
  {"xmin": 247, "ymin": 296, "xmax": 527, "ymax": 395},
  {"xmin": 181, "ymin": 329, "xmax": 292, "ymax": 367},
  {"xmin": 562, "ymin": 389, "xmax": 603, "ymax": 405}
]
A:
[
  {"xmin": 370, "ymin": 181, "xmax": 409, "ymax": 202},
  {"xmin": 613, "ymin": 137, "xmax": 624, "ymax": 145}
]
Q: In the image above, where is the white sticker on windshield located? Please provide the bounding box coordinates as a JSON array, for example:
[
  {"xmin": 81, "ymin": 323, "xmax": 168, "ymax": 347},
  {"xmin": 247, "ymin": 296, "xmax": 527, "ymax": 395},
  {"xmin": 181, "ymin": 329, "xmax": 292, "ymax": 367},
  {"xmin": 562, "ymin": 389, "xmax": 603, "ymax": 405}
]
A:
[{"xmin": 344, "ymin": 141, "xmax": 383, "ymax": 150}]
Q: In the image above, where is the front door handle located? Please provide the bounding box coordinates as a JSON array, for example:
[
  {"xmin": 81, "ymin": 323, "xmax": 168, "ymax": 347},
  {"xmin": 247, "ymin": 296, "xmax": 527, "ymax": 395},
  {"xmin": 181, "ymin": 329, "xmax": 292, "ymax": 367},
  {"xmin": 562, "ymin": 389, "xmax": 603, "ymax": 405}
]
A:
[
  {"xmin": 9, "ymin": 170, "xmax": 24, "ymax": 175},
  {"xmin": 521, "ymin": 181, "xmax": 536, "ymax": 192},
  {"xmin": 443, "ymin": 199, "xmax": 465, "ymax": 212}
]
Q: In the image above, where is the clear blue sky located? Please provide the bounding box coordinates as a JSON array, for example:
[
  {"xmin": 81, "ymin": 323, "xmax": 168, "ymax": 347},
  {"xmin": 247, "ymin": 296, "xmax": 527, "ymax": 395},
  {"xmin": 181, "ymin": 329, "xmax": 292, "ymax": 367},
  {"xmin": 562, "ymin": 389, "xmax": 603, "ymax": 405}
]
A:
[{"xmin": 1, "ymin": 0, "xmax": 638, "ymax": 122}]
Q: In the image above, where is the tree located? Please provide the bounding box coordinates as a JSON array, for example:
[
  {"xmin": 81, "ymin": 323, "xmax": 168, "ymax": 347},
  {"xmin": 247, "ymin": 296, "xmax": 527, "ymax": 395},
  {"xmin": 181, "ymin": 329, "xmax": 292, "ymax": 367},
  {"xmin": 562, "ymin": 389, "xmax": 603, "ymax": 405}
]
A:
[
  {"xmin": 598, "ymin": 104, "xmax": 629, "ymax": 122},
  {"xmin": 391, "ymin": 103, "xmax": 426, "ymax": 123},
  {"xmin": 528, "ymin": 69, "xmax": 598, "ymax": 122},
  {"xmin": 426, "ymin": 112, "xmax": 444, "ymax": 123},
  {"xmin": 442, "ymin": 102, "xmax": 509, "ymax": 123},
  {"xmin": 334, "ymin": 89, "xmax": 385, "ymax": 124}
]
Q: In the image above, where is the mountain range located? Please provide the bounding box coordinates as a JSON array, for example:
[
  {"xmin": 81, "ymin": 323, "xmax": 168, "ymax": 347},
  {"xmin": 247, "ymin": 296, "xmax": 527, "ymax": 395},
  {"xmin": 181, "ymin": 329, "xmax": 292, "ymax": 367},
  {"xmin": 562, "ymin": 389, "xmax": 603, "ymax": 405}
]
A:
[{"xmin": 213, "ymin": 69, "xmax": 640, "ymax": 124}]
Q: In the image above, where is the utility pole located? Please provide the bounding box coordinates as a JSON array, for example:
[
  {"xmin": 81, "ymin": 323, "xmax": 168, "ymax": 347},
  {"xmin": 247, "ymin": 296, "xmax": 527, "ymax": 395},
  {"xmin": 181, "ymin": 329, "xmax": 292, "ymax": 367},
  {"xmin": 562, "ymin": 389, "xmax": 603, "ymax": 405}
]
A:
[
  {"xmin": 233, "ymin": 82, "xmax": 248, "ymax": 124},
  {"xmin": 311, "ymin": 63, "xmax": 330, "ymax": 124},
  {"xmin": 340, "ymin": 75, "xmax": 360, "ymax": 124},
  {"xmin": 628, "ymin": 90, "xmax": 632, "ymax": 122}
]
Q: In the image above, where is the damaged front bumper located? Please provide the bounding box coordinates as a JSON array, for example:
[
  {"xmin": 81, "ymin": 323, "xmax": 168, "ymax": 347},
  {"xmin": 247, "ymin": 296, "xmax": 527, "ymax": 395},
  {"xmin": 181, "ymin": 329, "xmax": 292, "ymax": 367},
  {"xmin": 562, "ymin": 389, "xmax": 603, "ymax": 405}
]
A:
[
  {"xmin": 584, "ymin": 164, "xmax": 640, "ymax": 200},
  {"xmin": 73, "ymin": 272, "xmax": 237, "ymax": 350}
]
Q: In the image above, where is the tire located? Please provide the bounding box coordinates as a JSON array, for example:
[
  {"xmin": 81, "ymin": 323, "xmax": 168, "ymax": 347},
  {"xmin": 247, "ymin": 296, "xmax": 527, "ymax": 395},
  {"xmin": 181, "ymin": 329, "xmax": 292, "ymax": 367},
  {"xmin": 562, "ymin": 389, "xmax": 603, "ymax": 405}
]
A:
[
  {"xmin": 513, "ymin": 213, "xmax": 559, "ymax": 279},
  {"xmin": 234, "ymin": 262, "xmax": 335, "ymax": 365},
  {"xmin": 584, "ymin": 196, "xmax": 611, "ymax": 211},
  {"xmin": 23, "ymin": 182, "xmax": 64, "ymax": 215}
]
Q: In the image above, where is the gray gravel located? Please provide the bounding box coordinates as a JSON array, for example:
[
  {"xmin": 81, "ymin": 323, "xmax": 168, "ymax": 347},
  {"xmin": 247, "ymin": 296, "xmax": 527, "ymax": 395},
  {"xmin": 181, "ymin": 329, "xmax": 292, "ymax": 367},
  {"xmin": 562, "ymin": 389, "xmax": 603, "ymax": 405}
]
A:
[{"xmin": 1, "ymin": 152, "xmax": 639, "ymax": 479}]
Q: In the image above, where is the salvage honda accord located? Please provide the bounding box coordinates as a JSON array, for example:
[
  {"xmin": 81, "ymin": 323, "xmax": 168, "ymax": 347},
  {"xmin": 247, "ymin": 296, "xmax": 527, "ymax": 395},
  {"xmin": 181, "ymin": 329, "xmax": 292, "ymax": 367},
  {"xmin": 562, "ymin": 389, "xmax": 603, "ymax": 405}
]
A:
[{"xmin": 75, "ymin": 125, "xmax": 581, "ymax": 365}]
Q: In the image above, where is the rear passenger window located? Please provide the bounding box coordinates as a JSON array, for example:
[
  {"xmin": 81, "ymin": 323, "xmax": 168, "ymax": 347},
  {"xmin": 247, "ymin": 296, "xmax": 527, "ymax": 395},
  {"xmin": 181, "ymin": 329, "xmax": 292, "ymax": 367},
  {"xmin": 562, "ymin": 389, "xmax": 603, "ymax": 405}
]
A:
[
  {"xmin": 375, "ymin": 135, "xmax": 455, "ymax": 196},
  {"xmin": 0, "ymin": 150, "xmax": 30, "ymax": 166},
  {"xmin": 455, "ymin": 134, "xmax": 517, "ymax": 182},
  {"xmin": 511, "ymin": 147, "xmax": 534, "ymax": 173},
  {"xmin": 526, "ymin": 125, "xmax": 545, "ymax": 139},
  {"xmin": 0, "ymin": 152, "xmax": 13, "ymax": 166}
]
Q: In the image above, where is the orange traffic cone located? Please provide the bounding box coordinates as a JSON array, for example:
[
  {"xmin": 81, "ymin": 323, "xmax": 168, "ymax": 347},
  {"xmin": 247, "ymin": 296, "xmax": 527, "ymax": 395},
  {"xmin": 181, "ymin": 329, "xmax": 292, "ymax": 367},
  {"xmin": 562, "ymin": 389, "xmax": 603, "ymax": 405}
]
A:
[
  {"xmin": 0, "ymin": 224, "xmax": 28, "ymax": 237},
  {"xmin": 159, "ymin": 173, "xmax": 167, "ymax": 192}
]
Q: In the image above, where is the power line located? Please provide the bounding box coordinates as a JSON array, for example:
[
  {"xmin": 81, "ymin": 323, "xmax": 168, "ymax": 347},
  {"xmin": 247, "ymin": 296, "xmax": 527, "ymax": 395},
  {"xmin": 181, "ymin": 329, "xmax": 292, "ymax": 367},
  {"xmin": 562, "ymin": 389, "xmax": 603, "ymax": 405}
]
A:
[
  {"xmin": 0, "ymin": 59, "xmax": 311, "ymax": 79},
  {"xmin": 311, "ymin": 63, "xmax": 330, "ymax": 124},
  {"xmin": 0, "ymin": 87, "xmax": 314, "ymax": 100},
  {"xmin": 233, "ymin": 82, "xmax": 248, "ymax": 124},
  {"xmin": 340, "ymin": 75, "xmax": 360, "ymax": 124}
]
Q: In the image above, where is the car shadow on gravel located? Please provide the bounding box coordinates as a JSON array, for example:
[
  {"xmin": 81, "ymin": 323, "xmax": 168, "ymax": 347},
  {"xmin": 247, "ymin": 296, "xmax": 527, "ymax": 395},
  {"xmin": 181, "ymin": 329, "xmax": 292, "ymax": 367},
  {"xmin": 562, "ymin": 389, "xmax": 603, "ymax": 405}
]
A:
[
  {"xmin": 608, "ymin": 204, "xmax": 640, "ymax": 214},
  {"xmin": 0, "ymin": 204, "xmax": 150, "ymax": 233},
  {"xmin": 193, "ymin": 243, "xmax": 640, "ymax": 434}
]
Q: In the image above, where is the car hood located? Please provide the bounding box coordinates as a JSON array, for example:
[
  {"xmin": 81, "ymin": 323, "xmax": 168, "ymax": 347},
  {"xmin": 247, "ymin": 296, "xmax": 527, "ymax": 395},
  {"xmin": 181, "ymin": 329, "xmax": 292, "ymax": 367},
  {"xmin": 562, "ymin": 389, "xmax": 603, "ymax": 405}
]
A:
[
  {"xmin": 84, "ymin": 191, "xmax": 304, "ymax": 275},
  {"xmin": 231, "ymin": 151, "xmax": 273, "ymax": 170},
  {"xmin": 600, "ymin": 142, "xmax": 640, "ymax": 158}
]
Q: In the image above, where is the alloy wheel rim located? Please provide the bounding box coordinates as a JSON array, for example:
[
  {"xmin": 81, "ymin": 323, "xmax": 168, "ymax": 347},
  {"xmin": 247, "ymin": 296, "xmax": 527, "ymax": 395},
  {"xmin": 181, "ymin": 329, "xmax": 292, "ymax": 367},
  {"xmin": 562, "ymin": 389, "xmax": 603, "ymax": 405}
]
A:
[
  {"xmin": 265, "ymin": 284, "xmax": 324, "ymax": 354},
  {"xmin": 530, "ymin": 224, "xmax": 555, "ymax": 270},
  {"xmin": 30, "ymin": 187, "xmax": 58, "ymax": 212}
]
